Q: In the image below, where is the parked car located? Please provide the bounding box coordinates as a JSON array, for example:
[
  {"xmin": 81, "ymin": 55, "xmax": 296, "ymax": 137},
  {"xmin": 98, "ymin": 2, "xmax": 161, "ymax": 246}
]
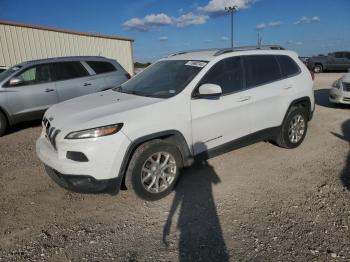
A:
[
  {"xmin": 36, "ymin": 46, "xmax": 315, "ymax": 201},
  {"xmin": 0, "ymin": 56, "xmax": 131, "ymax": 136},
  {"xmin": 0, "ymin": 67, "xmax": 6, "ymax": 73},
  {"xmin": 329, "ymin": 70, "xmax": 350, "ymax": 105},
  {"xmin": 308, "ymin": 52, "xmax": 350, "ymax": 73}
]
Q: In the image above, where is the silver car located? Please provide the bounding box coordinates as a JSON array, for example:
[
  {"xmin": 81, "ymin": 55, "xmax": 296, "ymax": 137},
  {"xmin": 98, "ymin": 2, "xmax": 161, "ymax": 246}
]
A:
[{"xmin": 0, "ymin": 56, "xmax": 131, "ymax": 136}]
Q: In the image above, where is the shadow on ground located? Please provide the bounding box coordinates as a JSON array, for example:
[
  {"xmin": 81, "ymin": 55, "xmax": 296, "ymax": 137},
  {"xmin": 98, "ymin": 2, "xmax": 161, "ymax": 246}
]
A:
[
  {"xmin": 332, "ymin": 119, "xmax": 350, "ymax": 190},
  {"xmin": 163, "ymin": 146, "xmax": 229, "ymax": 262},
  {"xmin": 5, "ymin": 120, "xmax": 42, "ymax": 136},
  {"xmin": 314, "ymin": 89, "xmax": 335, "ymax": 108}
]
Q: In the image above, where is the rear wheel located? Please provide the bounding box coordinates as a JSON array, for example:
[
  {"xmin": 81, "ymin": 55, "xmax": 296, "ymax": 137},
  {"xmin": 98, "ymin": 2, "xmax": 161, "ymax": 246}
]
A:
[
  {"xmin": 0, "ymin": 111, "xmax": 8, "ymax": 137},
  {"xmin": 275, "ymin": 107, "xmax": 308, "ymax": 149},
  {"xmin": 125, "ymin": 140, "xmax": 182, "ymax": 201}
]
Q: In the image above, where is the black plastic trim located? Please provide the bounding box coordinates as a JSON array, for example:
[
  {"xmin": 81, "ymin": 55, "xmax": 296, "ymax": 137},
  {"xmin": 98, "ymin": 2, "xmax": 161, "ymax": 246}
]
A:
[
  {"xmin": 194, "ymin": 127, "xmax": 280, "ymax": 161},
  {"xmin": 45, "ymin": 165, "xmax": 121, "ymax": 193},
  {"xmin": 66, "ymin": 151, "xmax": 89, "ymax": 162}
]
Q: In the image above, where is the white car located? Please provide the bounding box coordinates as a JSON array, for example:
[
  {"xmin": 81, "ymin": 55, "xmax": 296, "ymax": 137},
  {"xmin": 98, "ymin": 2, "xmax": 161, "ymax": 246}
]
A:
[
  {"xmin": 329, "ymin": 71, "xmax": 350, "ymax": 105},
  {"xmin": 36, "ymin": 46, "xmax": 315, "ymax": 201}
]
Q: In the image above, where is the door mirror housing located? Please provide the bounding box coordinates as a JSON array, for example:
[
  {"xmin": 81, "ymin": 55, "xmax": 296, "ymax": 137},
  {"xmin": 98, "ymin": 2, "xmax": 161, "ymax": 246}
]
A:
[
  {"xmin": 197, "ymin": 84, "xmax": 222, "ymax": 98},
  {"xmin": 9, "ymin": 77, "xmax": 23, "ymax": 86}
]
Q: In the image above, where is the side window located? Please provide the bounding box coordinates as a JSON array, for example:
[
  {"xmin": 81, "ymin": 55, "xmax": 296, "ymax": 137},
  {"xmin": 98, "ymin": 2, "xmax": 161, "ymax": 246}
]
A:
[
  {"xmin": 200, "ymin": 57, "xmax": 244, "ymax": 95},
  {"xmin": 16, "ymin": 64, "xmax": 52, "ymax": 86},
  {"xmin": 52, "ymin": 62, "xmax": 89, "ymax": 81},
  {"xmin": 86, "ymin": 61, "xmax": 117, "ymax": 74},
  {"xmin": 334, "ymin": 52, "xmax": 343, "ymax": 58},
  {"xmin": 243, "ymin": 55, "xmax": 282, "ymax": 88},
  {"xmin": 276, "ymin": 55, "xmax": 300, "ymax": 78}
]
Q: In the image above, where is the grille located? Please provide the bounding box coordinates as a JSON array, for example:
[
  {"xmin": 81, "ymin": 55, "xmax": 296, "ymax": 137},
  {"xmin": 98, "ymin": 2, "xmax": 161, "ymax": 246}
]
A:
[
  {"xmin": 343, "ymin": 82, "xmax": 350, "ymax": 92},
  {"xmin": 42, "ymin": 117, "xmax": 60, "ymax": 150}
]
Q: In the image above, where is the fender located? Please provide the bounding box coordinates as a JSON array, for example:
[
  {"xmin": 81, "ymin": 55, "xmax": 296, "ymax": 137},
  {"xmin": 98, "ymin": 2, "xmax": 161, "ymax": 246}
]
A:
[{"xmin": 118, "ymin": 130, "xmax": 193, "ymax": 189}]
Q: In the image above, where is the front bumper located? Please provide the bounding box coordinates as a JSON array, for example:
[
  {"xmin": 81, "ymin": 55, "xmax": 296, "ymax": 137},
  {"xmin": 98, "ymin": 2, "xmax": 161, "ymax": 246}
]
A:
[
  {"xmin": 45, "ymin": 165, "xmax": 121, "ymax": 193},
  {"xmin": 329, "ymin": 88, "xmax": 350, "ymax": 105},
  {"xmin": 36, "ymin": 128, "xmax": 131, "ymax": 182}
]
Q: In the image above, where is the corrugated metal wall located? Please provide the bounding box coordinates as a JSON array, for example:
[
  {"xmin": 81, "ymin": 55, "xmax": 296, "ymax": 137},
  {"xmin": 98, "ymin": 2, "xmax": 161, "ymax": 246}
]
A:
[{"xmin": 0, "ymin": 24, "xmax": 134, "ymax": 74}]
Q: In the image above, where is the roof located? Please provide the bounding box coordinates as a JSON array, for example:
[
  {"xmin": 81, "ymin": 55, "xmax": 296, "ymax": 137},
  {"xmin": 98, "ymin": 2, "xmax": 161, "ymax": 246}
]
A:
[
  {"xmin": 165, "ymin": 45, "xmax": 294, "ymax": 61},
  {"xmin": 0, "ymin": 20, "xmax": 134, "ymax": 42},
  {"xmin": 16, "ymin": 56, "xmax": 115, "ymax": 66}
]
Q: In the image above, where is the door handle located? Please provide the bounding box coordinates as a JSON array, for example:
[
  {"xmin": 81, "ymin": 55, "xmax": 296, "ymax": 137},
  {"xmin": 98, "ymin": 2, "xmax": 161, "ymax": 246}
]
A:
[
  {"xmin": 236, "ymin": 96, "xmax": 251, "ymax": 102},
  {"xmin": 45, "ymin": 88, "xmax": 55, "ymax": 92},
  {"xmin": 284, "ymin": 86, "xmax": 293, "ymax": 90},
  {"xmin": 84, "ymin": 82, "xmax": 92, "ymax": 86}
]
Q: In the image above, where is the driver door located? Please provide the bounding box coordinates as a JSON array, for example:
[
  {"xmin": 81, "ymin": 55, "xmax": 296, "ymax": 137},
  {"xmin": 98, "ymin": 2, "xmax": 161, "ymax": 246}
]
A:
[
  {"xmin": 5, "ymin": 63, "xmax": 58, "ymax": 122},
  {"xmin": 191, "ymin": 57, "xmax": 253, "ymax": 155}
]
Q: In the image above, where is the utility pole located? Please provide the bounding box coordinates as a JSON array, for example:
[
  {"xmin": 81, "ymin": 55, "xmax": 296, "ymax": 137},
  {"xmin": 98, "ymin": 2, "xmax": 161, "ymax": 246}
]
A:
[{"xmin": 225, "ymin": 5, "xmax": 238, "ymax": 48}]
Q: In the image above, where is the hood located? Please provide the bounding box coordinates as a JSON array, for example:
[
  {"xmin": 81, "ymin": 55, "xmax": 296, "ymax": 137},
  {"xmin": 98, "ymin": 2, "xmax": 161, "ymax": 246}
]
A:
[{"xmin": 45, "ymin": 90, "xmax": 163, "ymax": 131}]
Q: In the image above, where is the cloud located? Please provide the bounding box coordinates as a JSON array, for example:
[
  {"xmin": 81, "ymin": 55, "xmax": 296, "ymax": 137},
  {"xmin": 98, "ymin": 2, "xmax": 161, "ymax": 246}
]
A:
[
  {"xmin": 256, "ymin": 21, "xmax": 282, "ymax": 30},
  {"xmin": 294, "ymin": 16, "xmax": 320, "ymax": 25},
  {"xmin": 296, "ymin": 41, "xmax": 303, "ymax": 45},
  {"xmin": 198, "ymin": 0, "xmax": 255, "ymax": 16},
  {"xmin": 124, "ymin": 12, "xmax": 208, "ymax": 31},
  {"xmin": 159, "ymin": 36, "xmax": 168, "ymax": 41},
  {"xmin": 123, "ymin": 13, "xmax": 172, "ymax": 31},
  {"xmin": 175, "ymin": 12, "xmax": 209, "ymax": 27},
  {"xmin": 221, "ymin": 36, "xmax": 229, "ymax": 41}
]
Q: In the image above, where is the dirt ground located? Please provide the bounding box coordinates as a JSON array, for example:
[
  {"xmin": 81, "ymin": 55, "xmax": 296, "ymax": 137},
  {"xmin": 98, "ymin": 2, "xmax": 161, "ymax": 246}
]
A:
[{"xmin": 0, "ymin": 73, "xmax": 349, "ymax": 261}]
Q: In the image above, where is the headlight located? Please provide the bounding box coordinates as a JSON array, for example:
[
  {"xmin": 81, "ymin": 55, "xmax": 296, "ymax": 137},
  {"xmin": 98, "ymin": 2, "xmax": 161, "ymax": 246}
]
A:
[
  {"xmin": 332, "ymin": 79, "xmax": 341, "ymax": 89},
  {"xmin": 65, "ymin": 123, "xmax": 123, "ymax": 139}
]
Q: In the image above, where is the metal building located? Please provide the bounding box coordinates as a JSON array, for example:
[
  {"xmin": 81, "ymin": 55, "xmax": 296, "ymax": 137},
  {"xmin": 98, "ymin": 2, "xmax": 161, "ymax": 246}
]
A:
[{"xmin": 0, "ymin": 21, "xmax": 134, "ymax": 74}]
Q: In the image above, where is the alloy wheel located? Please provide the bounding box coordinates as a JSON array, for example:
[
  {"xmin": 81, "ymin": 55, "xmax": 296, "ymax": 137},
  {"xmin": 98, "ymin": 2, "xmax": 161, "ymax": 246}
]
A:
[{"xmin": 288, "ymin": 114, "xmax": 305, "ymax": 143}]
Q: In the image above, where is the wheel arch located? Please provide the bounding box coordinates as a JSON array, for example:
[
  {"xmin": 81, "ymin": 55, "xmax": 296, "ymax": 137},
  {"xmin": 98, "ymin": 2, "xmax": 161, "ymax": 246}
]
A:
[
  {"xmin": 119, "ymin": 130, "xmax": 193, "ymax": 190},
  {"xmin": 0, "ymin": 106, "xmax": 12, "ymax": 126},
  {"xmin": 283, "ymin": 97, "xmax": 312, "ymax": 124}
]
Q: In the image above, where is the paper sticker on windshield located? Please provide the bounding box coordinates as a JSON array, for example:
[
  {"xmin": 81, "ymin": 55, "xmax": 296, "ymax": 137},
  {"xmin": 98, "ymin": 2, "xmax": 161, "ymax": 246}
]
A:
[{"xmin": 185, "ymin": 61, "xmax": 207, "ymax": 68}]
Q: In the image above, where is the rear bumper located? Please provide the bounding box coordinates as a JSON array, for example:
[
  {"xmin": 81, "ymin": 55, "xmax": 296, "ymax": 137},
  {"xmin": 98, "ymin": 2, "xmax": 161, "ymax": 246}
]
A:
[{"xmin": 44, "ymin": 165, "xmax": 122, "ymax": 193}]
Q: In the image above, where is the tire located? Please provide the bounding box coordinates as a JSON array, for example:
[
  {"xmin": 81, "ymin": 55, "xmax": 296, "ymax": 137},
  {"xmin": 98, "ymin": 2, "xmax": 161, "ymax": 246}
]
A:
[
  {"xmin": 314, "ymin": 64, "xmax": 323, "ymax": 73},
  {"xmin": 125, "ymin": 139, "xmax": 182, "ymax": 201},
  {"xmin": 0, "ymin": 111, "xmax": 8, "ymax": 137},
  {"xmin": 275, "ymin": 107, "xmax": 308, "ymax": 149}
]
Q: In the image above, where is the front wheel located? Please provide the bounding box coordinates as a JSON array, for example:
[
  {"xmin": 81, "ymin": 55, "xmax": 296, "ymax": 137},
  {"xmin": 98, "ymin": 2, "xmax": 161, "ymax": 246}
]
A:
[
  {"xmin": 275, "ymin": 107, "xmax": 308, "ymax": 149},
  {"xmin": 125, "ymin": 140, "xmax": 182, "ymax": 201}
]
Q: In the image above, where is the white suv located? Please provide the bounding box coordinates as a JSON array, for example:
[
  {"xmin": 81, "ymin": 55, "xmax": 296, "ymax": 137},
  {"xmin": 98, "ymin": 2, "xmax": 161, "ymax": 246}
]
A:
[{"xmin": 36, "ymin": 46, "xmax": 315, "ymax": 200}]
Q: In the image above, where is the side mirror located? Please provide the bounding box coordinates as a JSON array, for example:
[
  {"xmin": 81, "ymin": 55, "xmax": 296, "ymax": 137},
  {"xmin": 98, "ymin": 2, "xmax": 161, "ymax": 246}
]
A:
[
  {"xmin": 9, "ymin": 77, "xmax": 23, "ymax": 86},
  {"xmin": 197, "ymin": 84, "xmax": 222, "ymax": 98}
]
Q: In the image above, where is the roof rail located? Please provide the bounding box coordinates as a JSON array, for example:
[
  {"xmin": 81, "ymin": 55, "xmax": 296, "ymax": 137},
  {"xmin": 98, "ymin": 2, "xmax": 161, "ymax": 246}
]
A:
[
  {"xmin": 168, "ymin": 48, "xmax": 220, "ymax": 57},
  {"xmin": 214, "ymin": 45, "xmax": 285, "ymax": 56}
]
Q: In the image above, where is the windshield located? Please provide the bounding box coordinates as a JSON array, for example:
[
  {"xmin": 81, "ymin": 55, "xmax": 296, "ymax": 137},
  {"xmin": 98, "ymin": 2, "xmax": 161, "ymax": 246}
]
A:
[
  {"xmin": 0, "ymin": 66, "xmax": 22, "ymax": 83},
  {"xmin": 114, "ymin": 60, "xmax": 207, "ymax": 98}
]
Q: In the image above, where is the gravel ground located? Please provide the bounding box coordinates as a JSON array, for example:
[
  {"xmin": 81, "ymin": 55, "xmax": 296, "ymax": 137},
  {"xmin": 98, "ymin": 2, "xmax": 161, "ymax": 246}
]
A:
[{"xmin": 0, "ymin": 73, "xmax": 349, "ymax": 261}]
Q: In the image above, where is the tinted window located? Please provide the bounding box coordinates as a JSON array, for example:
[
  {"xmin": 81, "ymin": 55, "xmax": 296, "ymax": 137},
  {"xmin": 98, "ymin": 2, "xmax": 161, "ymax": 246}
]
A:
[
  {"xmin": 52, "ymin": 62, "xmax": 89, "ymax": 81},
  {"xmin": 334, "ymin": 52, "xmax": 344, "ymax": 58},
  {"xmin": 16, "ymin": 64, "xmax": 52, "ymax": 86},
  {"xmin": 243, "ymin": 55, "xmax": 281, "ymax": 88},
  {"xmin": 200, "ymin": 57, "xmax": 243, "ymax": 94},
  {"xmin": 345, "ymin": 52, "xmax": 350, "ymax": 60},
  {"xmin": 276, "ymin": 55, "xmax": 300, "ymax": 77},
  {"xmin": 87, "ymin": 61, "xmax": 116, "ymax": 74}
]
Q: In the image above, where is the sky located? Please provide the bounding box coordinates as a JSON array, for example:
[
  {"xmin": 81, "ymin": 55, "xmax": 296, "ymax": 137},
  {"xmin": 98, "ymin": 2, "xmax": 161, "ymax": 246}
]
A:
[{"xmin": 0, "ymin": 0, "xmax": 349, "ymax": 63}]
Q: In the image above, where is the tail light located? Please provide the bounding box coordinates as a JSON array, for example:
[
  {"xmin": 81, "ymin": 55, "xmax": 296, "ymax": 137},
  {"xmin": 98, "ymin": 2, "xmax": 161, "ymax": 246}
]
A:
[
  {"xmin": 309, "ymin": 70, "xmax": 315, "ymax": 81},
  {"xmin": 125, "ymin": 73, "xmax": 131, "ymax": 79}
]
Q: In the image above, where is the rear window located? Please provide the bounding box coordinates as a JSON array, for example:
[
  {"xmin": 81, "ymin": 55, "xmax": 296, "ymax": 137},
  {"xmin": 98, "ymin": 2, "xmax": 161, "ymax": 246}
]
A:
[
  {"xmin": 243, "ymin": 55, "xmax": 282, "ymax": 88},
  {"xmin": 86, "ymin": 61, "xmax": 116, "ymax": 74},
  {"xmin": 52, "ymin": 62, "xmax": 89, "ymax": 81},
  {"xmin": 276, "ymin": 55, "xmax": 300, "ymax": 77}
]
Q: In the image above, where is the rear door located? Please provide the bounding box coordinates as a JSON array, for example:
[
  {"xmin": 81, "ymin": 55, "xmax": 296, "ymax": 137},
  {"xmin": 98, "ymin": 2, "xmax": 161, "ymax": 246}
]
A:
[
  {"xmin": 85, "ymin": 60, "xmax": 128, "ymax": 90},
  {"xmin": 5, "ymin": 63, "xmax": 58, "ymax": 121},
  {"xmin": 243, "ymin": 55, "xmax": 295, "ymax": 133},
  {"xmin": 52, "ymin": 61, "xmax": 97, "ymax": 102}
]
